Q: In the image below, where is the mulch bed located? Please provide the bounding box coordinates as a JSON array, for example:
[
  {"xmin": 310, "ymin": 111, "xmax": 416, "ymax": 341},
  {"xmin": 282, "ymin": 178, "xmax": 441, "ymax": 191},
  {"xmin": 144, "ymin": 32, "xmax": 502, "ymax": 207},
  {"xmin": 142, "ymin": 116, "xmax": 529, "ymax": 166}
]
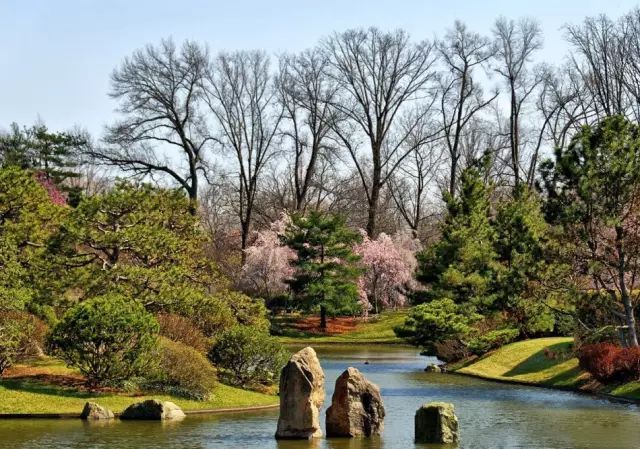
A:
[{"xmin": 288, "ymin": 316, "xmax": 362, "ymax": 335}]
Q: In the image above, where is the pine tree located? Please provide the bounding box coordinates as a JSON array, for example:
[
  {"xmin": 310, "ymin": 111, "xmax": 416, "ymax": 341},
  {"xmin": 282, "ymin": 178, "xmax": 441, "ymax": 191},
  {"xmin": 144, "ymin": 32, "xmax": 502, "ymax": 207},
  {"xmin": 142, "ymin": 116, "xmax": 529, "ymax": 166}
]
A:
[{"xmin": 282, "ymin": 211, "xmax": 362, "ymax": 329}]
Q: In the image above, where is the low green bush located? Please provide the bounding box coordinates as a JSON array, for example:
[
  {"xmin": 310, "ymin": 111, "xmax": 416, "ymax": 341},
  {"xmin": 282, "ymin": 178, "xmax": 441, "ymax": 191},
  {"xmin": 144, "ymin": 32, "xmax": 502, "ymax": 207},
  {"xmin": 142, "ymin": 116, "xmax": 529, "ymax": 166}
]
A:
[
  {"xmin": 48, "ymin": 294, "xmax": 159, "ymax": 387},
  {"xmin": 147, "ymin": 337, "xmax": 217, "ymax": 400},
  {"xmin": 157, "ymin": 313, "xmax": 210, "ymax": 353},
  {"xmin": 208, "ymin": 326, "xmax": 288, "ymax": 388},
  {"xmin": 468, "ymin": 328, "xmax": 520, "ymax": 355},
  {"xmin": 0, "ymin": 311, "xmax": 46, "ymax": 376}
]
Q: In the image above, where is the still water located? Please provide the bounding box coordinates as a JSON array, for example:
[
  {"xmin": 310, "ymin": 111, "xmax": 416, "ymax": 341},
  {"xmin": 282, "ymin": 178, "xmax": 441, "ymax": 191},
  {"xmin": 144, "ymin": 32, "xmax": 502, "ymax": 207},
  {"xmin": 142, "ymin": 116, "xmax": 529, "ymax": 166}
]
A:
[{"xmin": 0, "ymin": 345, "xmax": 638, "ymax": 449}]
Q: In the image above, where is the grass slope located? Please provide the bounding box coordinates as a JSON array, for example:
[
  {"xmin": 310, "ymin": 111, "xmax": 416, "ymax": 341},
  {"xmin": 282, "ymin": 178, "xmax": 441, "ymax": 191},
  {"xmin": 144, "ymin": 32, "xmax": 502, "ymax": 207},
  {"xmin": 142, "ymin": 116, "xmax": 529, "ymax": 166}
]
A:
[
  {"xmin": 0, "ymin": 359, "xmax": 278, "ymax": 415},
  {"xmin": 275, "ymin": 311, "xmax": 407, "ymax": 344},
  {"xmin": 457, "ymin": 337, "xmax": 640, "ymax": 401}
]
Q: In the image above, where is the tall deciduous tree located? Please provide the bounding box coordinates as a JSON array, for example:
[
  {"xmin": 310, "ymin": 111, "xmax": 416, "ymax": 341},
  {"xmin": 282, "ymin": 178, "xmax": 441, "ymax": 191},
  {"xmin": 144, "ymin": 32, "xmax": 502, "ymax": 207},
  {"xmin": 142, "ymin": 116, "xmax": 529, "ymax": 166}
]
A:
[
  {"xmin": 492, "ymin": 17, "xmax": 544, "ymax": 187},
  {"xmin": 206, "ymin": 50, "xmax": 283, "ymax": 254},
  {"xmin": 438, "ymin": 21, "xmax": 497, "ymax": 196},
  {"xmin": 324, "ymin": 27, "xmax": 438, "ymax": 236},
  {"xmin": 277, "ymin": 49, "xmax": 340, "ymax": 211},
  {"xmin": 96, "ymin": 39, "xmax": 212, "ymax": 213}
]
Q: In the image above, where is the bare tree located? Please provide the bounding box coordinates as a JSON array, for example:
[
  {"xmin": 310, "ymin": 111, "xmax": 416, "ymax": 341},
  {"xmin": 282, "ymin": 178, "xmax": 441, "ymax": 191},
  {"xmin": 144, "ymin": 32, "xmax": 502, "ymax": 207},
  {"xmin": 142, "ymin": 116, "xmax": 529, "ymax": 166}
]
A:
[
  {"xmin": 492, "ymin": 17, "xmax": 544, "ymax": 187},
  {"xmin": 277, "ymin": 48, "xmax": 340, "ymax": 211},
  {"xmin": 95, "ymin": 39, "xmax": 212, "ymax": 213},
  {"xmin": 205, "ymin": 50, "xmax": 283, "ymax": 256},
  {"xmin": 438, "ymin": 21, "xmax": 497, "ymax": 197},
  {"xmin": 324, "ymin": 27, "xmax": 438, "ymax": 236}
]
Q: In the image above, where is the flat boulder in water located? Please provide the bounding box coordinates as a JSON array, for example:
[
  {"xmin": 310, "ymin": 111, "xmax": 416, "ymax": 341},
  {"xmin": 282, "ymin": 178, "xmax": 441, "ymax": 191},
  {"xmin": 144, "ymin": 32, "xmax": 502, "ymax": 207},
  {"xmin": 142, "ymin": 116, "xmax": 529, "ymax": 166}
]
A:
[
  {"xmin": 80, "ymin": 402, "xmax": 114, "ymax": 420},
  {"xmin": 326, "ymin": 367, "xmax": 385, "ymax": 437}
]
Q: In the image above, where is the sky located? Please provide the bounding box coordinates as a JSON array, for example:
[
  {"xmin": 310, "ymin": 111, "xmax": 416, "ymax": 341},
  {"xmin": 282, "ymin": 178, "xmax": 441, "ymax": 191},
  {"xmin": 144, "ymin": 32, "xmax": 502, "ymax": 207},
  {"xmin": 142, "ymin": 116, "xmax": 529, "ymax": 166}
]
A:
[{"xmin": 1, "ymin": 0, "xmax": 638, "ymax": 139}]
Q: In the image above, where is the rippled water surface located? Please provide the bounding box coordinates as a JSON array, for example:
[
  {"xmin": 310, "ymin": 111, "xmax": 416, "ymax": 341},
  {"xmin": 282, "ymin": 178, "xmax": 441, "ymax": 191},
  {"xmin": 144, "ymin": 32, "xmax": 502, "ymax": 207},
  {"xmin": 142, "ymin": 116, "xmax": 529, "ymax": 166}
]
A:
[{"xmin": 1, "ymin": 345, "xmax": 639, "ymax": 449}]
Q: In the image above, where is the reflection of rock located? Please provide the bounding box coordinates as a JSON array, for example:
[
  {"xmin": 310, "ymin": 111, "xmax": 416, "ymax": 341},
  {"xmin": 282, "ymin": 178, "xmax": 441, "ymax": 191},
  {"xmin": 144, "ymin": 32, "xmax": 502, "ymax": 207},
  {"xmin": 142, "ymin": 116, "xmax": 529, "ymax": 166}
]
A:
[
  {"xmin": 424, "ymin": 364, "xmax": 442, "ymax": 373},
  {"xmin": 415, "ymin": 402, "xmax": 459, "ymax": 444},
  {"xmin": 80, "ymin": 402, "xmax": 114, "ymax": 420},
  {"xmin": 326, "ymin": 367, "xmax": 385, "ymax": 437},
  {"xmin": 276, "ymin": 347, "xmax": 325, "ymax": 439},
  {"xmin": 120, "ymin": 400, "xmax": 186, "ymax": 420}
]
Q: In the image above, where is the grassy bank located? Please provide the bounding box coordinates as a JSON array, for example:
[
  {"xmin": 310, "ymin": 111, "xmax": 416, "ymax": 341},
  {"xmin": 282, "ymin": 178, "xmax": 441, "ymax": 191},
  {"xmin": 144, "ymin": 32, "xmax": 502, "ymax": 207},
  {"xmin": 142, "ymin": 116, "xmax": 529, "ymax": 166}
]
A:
[
  {"xmin": 0, "ymin": 359, "xmax": 278, "ymax": 415},
  {"xmin": 456, "ymin": 337, "xmax": 640, "ymax": 401},
  {"xmin": 274, "ymin": 311, "xmax": 407, "ymax": 344}
]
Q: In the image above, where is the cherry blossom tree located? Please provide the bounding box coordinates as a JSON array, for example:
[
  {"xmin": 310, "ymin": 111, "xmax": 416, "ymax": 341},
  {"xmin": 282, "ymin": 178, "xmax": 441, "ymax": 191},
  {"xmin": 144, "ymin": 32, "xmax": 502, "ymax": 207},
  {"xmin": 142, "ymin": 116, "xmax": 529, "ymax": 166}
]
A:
[
  {"xmin": 239, "ymin": 215, "xmax": 296, "ymax": 298},
  {"xmin": 355, "ymin": 232, "xmax": 420, "ymax": 314}
]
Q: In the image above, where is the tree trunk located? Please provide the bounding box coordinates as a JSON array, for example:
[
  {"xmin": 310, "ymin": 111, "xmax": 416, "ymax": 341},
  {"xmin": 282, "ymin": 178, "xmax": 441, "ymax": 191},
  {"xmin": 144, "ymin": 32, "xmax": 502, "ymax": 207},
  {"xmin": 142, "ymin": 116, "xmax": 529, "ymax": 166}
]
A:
[
  {"xmin": 320, "ymin": 305, "xmax": 327, "ymax": 330},
  {"xmin": 616, "ymin": 226, "xmax": 638, "ymax": 346}
]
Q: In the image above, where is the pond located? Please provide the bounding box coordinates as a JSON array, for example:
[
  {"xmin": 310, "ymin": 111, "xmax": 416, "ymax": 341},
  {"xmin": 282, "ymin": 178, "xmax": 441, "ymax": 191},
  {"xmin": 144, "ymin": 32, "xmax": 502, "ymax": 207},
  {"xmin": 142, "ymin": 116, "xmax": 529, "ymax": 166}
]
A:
[{"xmin": 1, "ymin": 345, "xmax": 639, "ymax": 449}]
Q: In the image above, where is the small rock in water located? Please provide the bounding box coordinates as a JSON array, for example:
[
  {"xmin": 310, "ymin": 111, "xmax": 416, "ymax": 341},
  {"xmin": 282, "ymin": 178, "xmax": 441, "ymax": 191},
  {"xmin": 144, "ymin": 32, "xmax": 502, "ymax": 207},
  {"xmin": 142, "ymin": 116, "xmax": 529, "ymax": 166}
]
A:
[
  {"xmin": 326, "ymin": 367, "xmax": 385, "ymax": 437},
  {"xmin": 414, "ymin": 402, "xmax": 459, "ymax": 444},
  {"xmin": 424, "ymin": 364, "xmax": 442, "ymax": 373},
  {"xmin": 80, "ymin": 402, "xmax": 114, "ymax": 420},
  {"xmin": 120, "ymin": 400, "xmax": 185, "ymax": 420},
  {"xmin": 364, "ymin": 360, "xmax": 370, "ymax": 365}
]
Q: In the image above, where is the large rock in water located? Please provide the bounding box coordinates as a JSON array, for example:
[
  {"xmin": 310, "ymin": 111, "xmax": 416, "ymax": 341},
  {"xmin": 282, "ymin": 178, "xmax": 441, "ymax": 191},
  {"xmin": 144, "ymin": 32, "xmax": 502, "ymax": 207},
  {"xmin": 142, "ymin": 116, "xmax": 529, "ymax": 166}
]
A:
[
  {"xmin": 80, "ymin": 402, "xmax": 114, "ymax": 420},
  {"xmin": 275, "ymin": 347, "xmax": 325, "ymax": 439},
  {"xmin": 325, "ymin": 367, "xmax": 385, "ymax": 437},
  {"xmin": 120, "ymin": 400, "xmax": 186, "ymax": 420},
  {"xmin": 414, "ymin": 402, "xmax": 459, "ymax": 444}
]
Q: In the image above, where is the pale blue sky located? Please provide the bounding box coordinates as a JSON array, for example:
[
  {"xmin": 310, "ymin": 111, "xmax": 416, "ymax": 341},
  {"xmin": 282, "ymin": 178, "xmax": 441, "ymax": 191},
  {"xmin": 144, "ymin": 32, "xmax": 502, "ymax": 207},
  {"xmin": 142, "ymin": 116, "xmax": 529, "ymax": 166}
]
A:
[{"xmin": 1, "ymin": 0, "xmax": 637, "ymax": 137}]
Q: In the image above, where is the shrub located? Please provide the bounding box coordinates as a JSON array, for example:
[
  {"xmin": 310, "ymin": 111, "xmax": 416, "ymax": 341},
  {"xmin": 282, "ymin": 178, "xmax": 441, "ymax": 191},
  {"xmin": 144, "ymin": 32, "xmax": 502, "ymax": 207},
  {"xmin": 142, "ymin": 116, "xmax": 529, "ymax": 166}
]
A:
[
  {"xmin": 468, "ymin": 328, "xmax": 520, "ymax": 355},
  {"xmin": 0, "ymin": 312, "xmax": 45, "ymax": 376},
  {"xmin": 394, "ymin": 299, "xmax": 481, "ymax": 354},
  {"xmin": 48, "ymin": 294, "xmax": 159, "ymax": 387},
  {"xmin": 156, "ymin": 313, "xmax": 210, "ymax": 353},
  {"xmin": 187, "ymin": 295, "xmax": 237, "ymax": 337},
  {"xmin": 147, "ymin": 338, "xmax": 217, "ymax": 400},
  {"xmin": 433, "ymin": 339, "xmax": 471, "ymax": 363},
  {"xmin": 578, "ymin": 343, "xmax": 640, "ymax": 382},
  {"xmin": 208, "ymin": 326, "xmax": 288, "ymax": 388}
]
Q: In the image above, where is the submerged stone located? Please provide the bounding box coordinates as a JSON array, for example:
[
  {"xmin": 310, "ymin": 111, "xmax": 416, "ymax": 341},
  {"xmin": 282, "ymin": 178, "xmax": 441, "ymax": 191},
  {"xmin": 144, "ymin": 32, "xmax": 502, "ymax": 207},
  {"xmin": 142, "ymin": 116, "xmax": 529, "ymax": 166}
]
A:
[
  {"xmin": 120, "ymin": 400, "xmax": 185, "ymax": 420},
  {"xmin": 415, "ymin": 401, "xmax": 459, "ymax": 444}
]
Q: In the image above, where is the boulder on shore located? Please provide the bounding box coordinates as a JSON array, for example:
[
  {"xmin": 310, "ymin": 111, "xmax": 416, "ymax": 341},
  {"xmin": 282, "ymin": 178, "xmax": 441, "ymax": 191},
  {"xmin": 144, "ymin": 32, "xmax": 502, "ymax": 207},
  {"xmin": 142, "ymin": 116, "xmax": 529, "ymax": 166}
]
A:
[
  {"xmin": 424, "ymin": 364, "xmax": 442, "ymax": 373},
  {"xmin": 414, "ymin": 402, "xmax": 459, "ymax": 444},
  {"xmin": 325, "ymin": 367, "xmax": 385, "ymax": 437},
  {"xmin": 80, "ymin": 402, "xmax": 114, "ymax": 420},
  {"xmin": 275, "ymin": 347, "xmax": 325, "ymax": 439},
  {"xmin": 120, "ymin": 400, "xmax": 186, "ymax": 420}
]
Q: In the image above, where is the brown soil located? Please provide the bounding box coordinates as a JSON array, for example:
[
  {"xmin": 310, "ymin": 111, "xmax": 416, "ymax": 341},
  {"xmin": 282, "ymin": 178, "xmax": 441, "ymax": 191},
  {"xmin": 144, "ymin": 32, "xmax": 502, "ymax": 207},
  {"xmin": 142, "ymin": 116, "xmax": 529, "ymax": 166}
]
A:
[
  {"xmin": 4, "ymin": 366, "xmax": 123, "ymax": 393},
  {"xmin": 289, "ymin": 315, "xmax": 361, "ymax": 335}
]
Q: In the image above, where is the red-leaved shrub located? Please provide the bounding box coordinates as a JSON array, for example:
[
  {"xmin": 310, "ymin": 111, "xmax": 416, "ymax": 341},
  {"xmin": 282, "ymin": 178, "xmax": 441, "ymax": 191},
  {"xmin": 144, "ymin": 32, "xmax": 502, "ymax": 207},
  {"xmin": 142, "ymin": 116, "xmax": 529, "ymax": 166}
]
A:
[{"xmin": 578, "ymin": 343, "xmax": 640, "ymax": 382}]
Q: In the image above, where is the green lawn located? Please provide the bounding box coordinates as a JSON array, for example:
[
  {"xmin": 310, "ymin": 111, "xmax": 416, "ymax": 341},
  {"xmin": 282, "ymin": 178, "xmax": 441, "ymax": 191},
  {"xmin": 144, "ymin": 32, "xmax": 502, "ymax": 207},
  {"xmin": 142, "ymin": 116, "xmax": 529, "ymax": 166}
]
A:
[
  {"xmin": 275, "ymin": 311, "xmax": 407, "ymax": 344},
  {"xmin": 0, "ymin": 359, "xmax": 278, "ymax": 415},
  {"xmin": 456, "ymin": 337, "xmax": 640, "ymax": 401}
]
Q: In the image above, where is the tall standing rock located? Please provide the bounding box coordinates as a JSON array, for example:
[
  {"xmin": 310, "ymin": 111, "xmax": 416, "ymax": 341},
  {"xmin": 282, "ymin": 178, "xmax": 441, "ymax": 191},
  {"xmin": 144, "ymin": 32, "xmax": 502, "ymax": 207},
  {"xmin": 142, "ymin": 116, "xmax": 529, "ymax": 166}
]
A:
[
  {"xmin": 275, "ymin": 346, "xmax": 325, "ymax": 439},
  {"xmin": 415, "ymin": 402, "xmax": 459, "ymax": 444},
  {"xmin": 326, "ymin": 367, "xmax": 385, "ymax": 437}
]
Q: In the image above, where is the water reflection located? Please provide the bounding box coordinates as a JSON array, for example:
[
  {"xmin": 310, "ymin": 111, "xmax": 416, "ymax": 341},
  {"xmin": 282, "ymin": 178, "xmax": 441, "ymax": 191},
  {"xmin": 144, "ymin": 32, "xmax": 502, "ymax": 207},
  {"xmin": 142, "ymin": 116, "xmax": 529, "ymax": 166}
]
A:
[{"xmin": 0, "ymin": 345, "xmax": 638, "ymax": 449}]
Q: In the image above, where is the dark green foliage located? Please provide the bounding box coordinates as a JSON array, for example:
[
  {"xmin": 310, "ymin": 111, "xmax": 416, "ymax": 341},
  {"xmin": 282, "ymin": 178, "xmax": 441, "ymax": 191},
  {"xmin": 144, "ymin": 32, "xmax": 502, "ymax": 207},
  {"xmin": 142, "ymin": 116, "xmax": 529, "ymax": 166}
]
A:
[
  {"xmin": 282, "ymin": 211, "xmax": 363, "ymax": 328},
  {"xmin": 56, "ymin": 182, "xmax": 219, "ymax": 311},
  {"xmin": 541, "ymin": 116, "xmax": 640, "ymax": 346},
  {"xmin": 148, "ymin": 337, "xmax": 218, "ymax": 400},
  {"xmin": 208, "ymin": 326, "xmax": 288, "ymax": 388},
  {"xmin": 416, "ymin": 162, "xmax": 497, "ymax": 311},
  {"xmin": 0, "ymin": 123, "xmax": 86, "ymax": 188},
  {"xmin": 394, "ymin": 299, "xmax": 481, "ymax": 355},
  {"xmin": 467, "ymin": 328, "xmax": 520, "ymax": 355},
  {"xmin": 0, "ymin": 167, "xmax": 68, "ymax": 312},
  {"xmin": 48, "ymin": 294, "xmax": 159, "ymax": 387}
]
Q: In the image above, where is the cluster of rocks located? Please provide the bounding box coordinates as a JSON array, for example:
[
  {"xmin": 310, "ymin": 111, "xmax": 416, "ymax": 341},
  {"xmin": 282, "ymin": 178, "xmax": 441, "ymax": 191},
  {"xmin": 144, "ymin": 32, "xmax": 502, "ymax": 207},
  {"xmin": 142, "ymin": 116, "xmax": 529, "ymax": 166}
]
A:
[
  {"xmin": 80, "ymin": 399, "xmax": 186, "ymax": 421},
  {"xmin": 275, "ymin": 347, "xmax": 385, "ymax": 440},
  {"xmin": 276, "ymin": 347, "xmax": 459, "ymax": 444}
]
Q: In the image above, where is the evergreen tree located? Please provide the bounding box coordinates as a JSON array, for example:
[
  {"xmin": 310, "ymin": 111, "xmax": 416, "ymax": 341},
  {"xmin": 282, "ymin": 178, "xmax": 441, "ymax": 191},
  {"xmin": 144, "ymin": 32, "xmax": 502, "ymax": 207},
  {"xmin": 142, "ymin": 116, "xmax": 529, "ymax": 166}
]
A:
[
  {"xmin": 282, "ymin": 211, "xmax": 363, "ymax": 329},
  {"xmin": 416, "ymin": 160, "xmax": 497, "ymax": 311}
]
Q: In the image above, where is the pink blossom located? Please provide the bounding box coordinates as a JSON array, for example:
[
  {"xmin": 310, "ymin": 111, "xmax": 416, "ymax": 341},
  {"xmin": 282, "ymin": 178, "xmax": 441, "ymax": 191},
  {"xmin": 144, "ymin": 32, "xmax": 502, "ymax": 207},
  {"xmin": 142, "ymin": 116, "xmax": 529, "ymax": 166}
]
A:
[
  {"xmin": 34, "ymin": 171, "xmax": 67, "ymax": 206},
  {"xmin": 355, "ymin": 232, "xmax": 420, "ymax": 313},
  {"xmin": 240, "ymin": 220, "xmax": 296, "ymax": 297}
]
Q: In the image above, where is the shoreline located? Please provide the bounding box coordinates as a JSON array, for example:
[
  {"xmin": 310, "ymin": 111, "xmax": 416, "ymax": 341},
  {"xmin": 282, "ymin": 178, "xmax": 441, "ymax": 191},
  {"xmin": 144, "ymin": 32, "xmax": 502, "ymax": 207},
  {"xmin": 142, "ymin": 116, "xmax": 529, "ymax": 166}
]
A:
[
  {"xmin": 0, "ymin": 403, "xmax": 280, "ymax": 420},
  {"xmin": 451, "ymin": 370, "xmax": 640, "ymax": 406}
]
